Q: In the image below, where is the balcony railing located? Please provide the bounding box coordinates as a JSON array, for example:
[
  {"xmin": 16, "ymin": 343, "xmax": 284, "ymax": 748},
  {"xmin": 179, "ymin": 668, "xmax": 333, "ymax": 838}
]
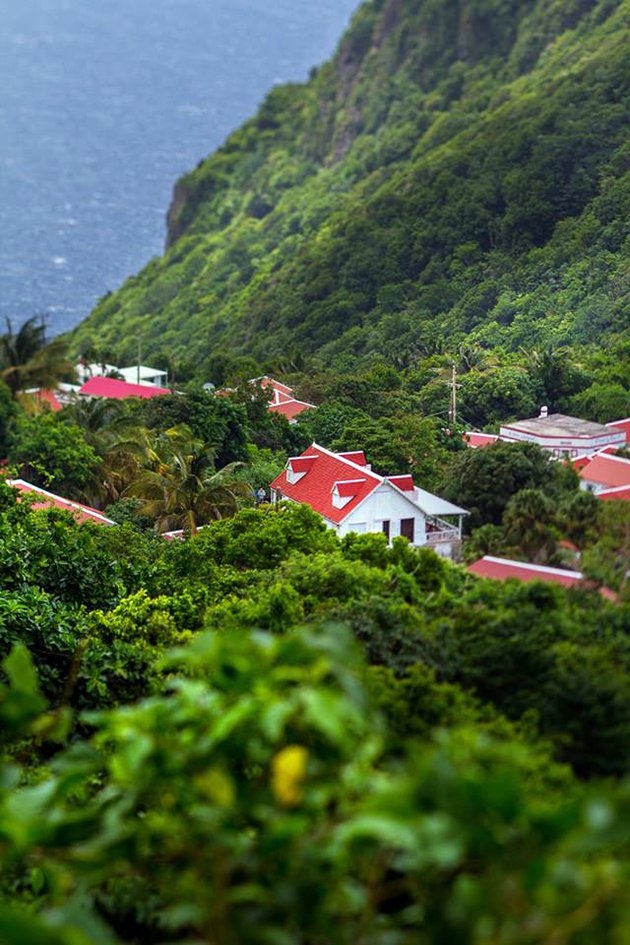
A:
[{"xmin": 425, "ymin": 528, "xmax": 459, "ymax": 545}]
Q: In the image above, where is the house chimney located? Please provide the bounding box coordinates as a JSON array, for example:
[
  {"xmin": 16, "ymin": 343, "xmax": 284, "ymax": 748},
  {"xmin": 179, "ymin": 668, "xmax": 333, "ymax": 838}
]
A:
[{"xmin": 539, "ymin": 405, "xmax": 548, "ymax": 419}]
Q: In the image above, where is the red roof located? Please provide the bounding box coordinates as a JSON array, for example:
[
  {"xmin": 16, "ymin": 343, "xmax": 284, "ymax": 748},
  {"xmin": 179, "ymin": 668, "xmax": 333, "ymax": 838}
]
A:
[
  {"xmin": 258, "ymin": 376, "xmax": 294, "ymax": 397},
  {"xmin": 387, "ymin": 474, "xmax": 415, "ymax": 492},
  {"xmin": 467, "ymin": 556, "xmax": 615, "ymax": 600},
  {"xmin": 289, "ymin": 456, "xmax": 318, "ymax": 473},
  {"xmin": 606, "ymin": 418, "xmax": 630, "ymax": 444},
  {"xmin": 598, "ymin": 485, "xmax": 630, "ymax": 501},
  {"xmin": 8, "ymin": 479, "xmax": 115, "ymax": 526},
  {"xmin": 268, "ymin": 399, "xmax": 314, "ymax": 420},
  {"xmin": 334, "ymin": 478, "xmax": 367, "ymax": 497},
  {"xmin": 464, "ymin": 432, "xmax": 499, "ymax": 448},
  {"xmin": 80, "ymin": 377, "xmax": 170, "ymax": 400},
  {"xmin": 271, "ymin": 444, "xmax": 382, "ymax": 525},
  {"xmin": 24, "ymin": 388, "xmax": 62, "ymax": 411},
  {"xmin": 579, "ymin": 453, "xmax": 630, "ymax": 489},
  {"xmin": 338, "ymin": 451, "xmax": 368, "ymax": 466}
]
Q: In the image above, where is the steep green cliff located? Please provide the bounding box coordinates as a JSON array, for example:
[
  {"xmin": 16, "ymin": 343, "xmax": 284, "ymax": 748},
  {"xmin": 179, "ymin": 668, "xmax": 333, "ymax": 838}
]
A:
[{"xmin": 72, "ymin": 0, "xmax": 629, "ymax": 373}]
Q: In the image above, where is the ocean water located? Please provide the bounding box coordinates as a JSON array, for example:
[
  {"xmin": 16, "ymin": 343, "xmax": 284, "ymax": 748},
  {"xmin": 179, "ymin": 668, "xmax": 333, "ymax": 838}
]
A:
[{"xmin": 0, "ymin": 0, "xmax": 357, "ymax": 335}]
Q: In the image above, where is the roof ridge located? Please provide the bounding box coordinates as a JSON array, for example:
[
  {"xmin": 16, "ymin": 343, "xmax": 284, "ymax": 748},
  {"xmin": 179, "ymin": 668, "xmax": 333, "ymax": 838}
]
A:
[{"xmin": 310, "ymin": 442, "xmax": 383, "ymax": 482}]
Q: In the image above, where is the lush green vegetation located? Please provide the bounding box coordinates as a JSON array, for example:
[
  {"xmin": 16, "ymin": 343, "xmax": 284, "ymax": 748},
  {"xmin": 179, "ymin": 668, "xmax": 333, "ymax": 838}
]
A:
[
  {"xmin": 3, "ymin": 1, "xmax": 630, "ymax": 936},
  {"xmin": 71, "ymin": 0, "xmax": 629, "ymax": 390},
  {"xmin": 0, "ymin": 487, "xmax": 629, "ymax": 942}
]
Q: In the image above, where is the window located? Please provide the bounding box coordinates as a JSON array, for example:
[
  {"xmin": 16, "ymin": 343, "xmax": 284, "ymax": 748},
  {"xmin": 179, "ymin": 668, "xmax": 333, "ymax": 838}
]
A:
[
  {"xmin": 400, "ymin": 518, "xmax": 415, "ymax": 542},
  {"xmin": 382, "ymin": 520, "xmax": 390, "ymax": 541}
]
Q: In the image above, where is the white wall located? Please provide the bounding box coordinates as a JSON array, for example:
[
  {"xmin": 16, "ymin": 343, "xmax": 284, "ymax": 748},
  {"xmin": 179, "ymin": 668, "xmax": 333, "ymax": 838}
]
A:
[{"xmin": 337, "ymin": 484, "xmax": 427, "ymax": 546}]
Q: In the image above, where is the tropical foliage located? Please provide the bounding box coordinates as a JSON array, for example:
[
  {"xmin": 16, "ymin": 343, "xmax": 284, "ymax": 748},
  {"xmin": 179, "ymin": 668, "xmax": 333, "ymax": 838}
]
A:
[
  {"xmin": 0, "ymin": 316, "xmax": 74, "ymax": 398},
  {"xmin": 0, "ymin": 490, "xmax": 629, "ymax": 942}
]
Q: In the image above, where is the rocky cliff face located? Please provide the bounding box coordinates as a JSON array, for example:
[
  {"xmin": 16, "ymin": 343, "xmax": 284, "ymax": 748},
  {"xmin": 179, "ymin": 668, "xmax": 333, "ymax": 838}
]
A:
[{"xmin": 72, "ymin": 0, "xmax": 628, "ymax": 373}]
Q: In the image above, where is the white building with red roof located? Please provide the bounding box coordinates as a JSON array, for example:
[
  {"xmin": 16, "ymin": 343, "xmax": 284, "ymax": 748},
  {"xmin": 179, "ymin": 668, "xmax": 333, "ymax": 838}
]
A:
[
  {"xmin": 79, "ymin": 377, "xmax": 169, "ymax": 400},
  {"xmin": 7, "ymin": 479, "xmax": 115, "ymax": 526},
  {"xmin": 499, "ymin": 408, "xmax": 625, "ymax": 458},
  {"xmin": 270, "ymin": 444, "xmax": 468, "ymax": 558},
  {"xmin": 578, "ymin": 452, "xmax": 630, "ymax": 496},
  {"xmin": 255, "ymin": 376, "xmax": 315, "ymax": 422}
]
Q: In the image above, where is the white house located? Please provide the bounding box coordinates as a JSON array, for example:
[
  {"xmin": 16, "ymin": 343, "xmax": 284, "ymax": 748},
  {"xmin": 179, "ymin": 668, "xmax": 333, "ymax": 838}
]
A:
[
  {"xmin": 499, "ymin": 407, "xmax": 625, "ymax": 458},
  {"xmin": 118, "ymin": 365, "xmax": 168, "ymax": 387},
  {"xmin": 270, "ymin": 444, "xmax": 468, "ymax": 559}
]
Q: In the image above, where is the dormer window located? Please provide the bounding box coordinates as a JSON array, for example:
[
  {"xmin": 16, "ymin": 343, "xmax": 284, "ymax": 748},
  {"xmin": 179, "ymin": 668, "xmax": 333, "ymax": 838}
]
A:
[
  {"xmin": 331, "ymin": 479, "xmax": 366, "ymax": 509},
  {"xmin": 387, "ymin": 475, "xmax": 415, "ymax": 493},
  {"xmin": 286, "ymin": 455, "xmax": 317, "ymax": 484}
]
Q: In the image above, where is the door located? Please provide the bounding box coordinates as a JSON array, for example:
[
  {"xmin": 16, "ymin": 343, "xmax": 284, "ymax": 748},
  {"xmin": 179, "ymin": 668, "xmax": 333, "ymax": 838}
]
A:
[{"xmin": 400, "ymin": 518, "xmax": 415, "ymax": 543}]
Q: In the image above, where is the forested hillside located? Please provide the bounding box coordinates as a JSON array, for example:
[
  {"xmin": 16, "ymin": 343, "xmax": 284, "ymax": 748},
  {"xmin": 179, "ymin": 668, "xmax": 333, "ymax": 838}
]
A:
[{"xmin": 72, "ymin": 0, "xmax": 629, "ymax": 374}]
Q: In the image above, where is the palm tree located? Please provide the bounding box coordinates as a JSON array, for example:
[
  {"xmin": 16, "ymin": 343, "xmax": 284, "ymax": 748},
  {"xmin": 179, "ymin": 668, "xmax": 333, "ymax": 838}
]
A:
[
  {"xmin": 127, "ymin": 425, "xmax": 251, "ymax": 533},
  {"xmin": 0, "ymin": 316, "xmax": 75, "ymax": 398}
]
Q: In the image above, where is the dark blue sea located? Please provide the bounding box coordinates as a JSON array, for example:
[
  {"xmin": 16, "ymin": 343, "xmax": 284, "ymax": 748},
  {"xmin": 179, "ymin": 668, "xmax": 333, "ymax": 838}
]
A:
[{"xmin": 0, "ymin": 0, "xmax": 357, "ymax": 335}]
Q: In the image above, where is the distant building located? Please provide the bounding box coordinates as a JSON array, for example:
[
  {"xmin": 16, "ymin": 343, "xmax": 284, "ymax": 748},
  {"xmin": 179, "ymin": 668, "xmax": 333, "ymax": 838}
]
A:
[
  {"xmin": 499, "ymin": 407, "xmax": 625, "ymax": 458},
  {"xmin": 468, "ymin": 555, "xmax": 616, "ymax": 600},
  {"xmin": 270, "ymin": 444, "xmax": 468, "ymax": 559},
  {"xmin": 578, "ymin": 452, "xmax": 630, "ymax": 496},
  {"xmin": 77, "ymin": 361, "xmax": 167, "ymax": 388},
  {"xmin": 7, "ymin": 479, "xmax": 115, "ymax": 526},
  {"xmin": 216, "ymin": 375, "xmax": 316, "ymax": 423},
  {"xmin": 118, "ymin": 365, "xmax": 168, "ymax": 387},
  {"xmin": 254, "ymin": 376, "xmax": 315, "ymax": 422},
  {"xmin": 79, "ymin": 377, "xmax": 169, "ymax": 400}
]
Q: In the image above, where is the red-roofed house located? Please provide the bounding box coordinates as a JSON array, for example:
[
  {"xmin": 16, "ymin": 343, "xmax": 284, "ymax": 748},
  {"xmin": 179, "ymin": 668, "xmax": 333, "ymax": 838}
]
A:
[
  {"xmin": 79, "ymin": 377, "xmax": 170, "ymax": 400},
  {"xmin": 8, "ymin": 479, "xmax": 115, "ymax": 526},
  {"xmin": 468, "ymin": 556, "xmax": 616, "ymax": 600},
  {"xmin": 255, "ymin": 376, "xmax": 315, "ymax": 422},
  {"xmin": 216, "ymin": 376, "xmax": 316, "ymax": 422},
  {"xmin": 579, "ymin": 452, "xmax": 630, "ymax": 494},
  {"xmin": 270, "ymin": 444, "xmax": 468, "ymax": 558}
]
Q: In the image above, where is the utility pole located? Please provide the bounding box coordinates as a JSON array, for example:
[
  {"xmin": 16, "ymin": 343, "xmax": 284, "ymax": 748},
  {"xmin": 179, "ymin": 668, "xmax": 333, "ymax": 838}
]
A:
[
  {"xmin": 448, "ymin": 361, "xmax": 458, "ymax": 427},
  {"xmin": 137, "ymin": 334, "xmax": 141, "ymax": 385}
]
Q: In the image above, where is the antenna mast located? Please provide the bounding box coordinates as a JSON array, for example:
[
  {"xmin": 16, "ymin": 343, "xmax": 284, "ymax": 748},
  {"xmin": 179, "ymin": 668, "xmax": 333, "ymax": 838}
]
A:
[{"xmin": 448, "ymin": 362, "xmax": 458, "ymax": 427}]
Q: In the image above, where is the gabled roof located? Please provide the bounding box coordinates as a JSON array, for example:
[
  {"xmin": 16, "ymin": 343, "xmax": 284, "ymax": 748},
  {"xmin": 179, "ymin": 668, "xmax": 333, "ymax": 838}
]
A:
[
  {"xmin": 467, "ymin": 555, "xmax": 616, "ymax": 600},
  {"xmin": 255, "ymin": 376, "xmax": 294, "ymax": 397},
  {"xmin": 7, "ymin": 479, "xmax": 115, "ymax": 526},
  {"xmin": 270, "ymin": 444, "xmax": 383, "ymax": 525},
  {"xmin": 80, "ymin": 377, "xmax": 170, "ymax": 400},
  {"xmin": 270, "ymin": 444, "xmax": 468, "ymax": 526},
  {"xmin": 606, "ymin": 417, "xmax": 630, "ymax": 444},
  {"xmin": 268, "ymin": 398, "xmax": 315, "ymax": 420},
  {"xmin": 579, "ymin": 452, "xmax": 630, "ymax": 488}
]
